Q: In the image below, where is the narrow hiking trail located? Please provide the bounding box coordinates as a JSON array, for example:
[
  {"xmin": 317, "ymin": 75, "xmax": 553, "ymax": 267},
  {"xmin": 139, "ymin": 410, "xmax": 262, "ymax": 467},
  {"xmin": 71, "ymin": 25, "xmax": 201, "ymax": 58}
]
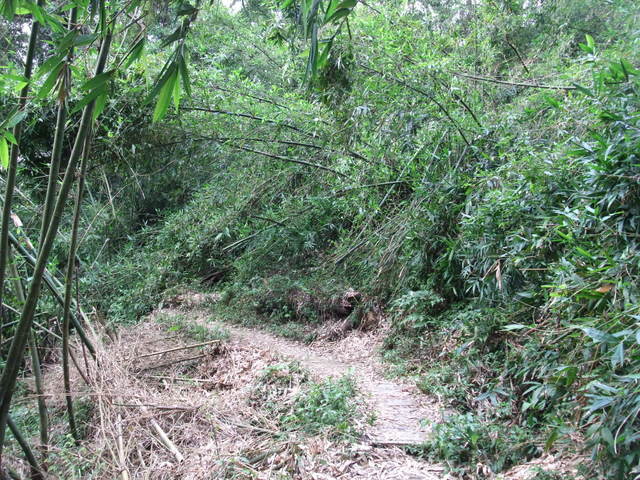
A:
[
  {"xmin": 225, "ymin": 324, "xmax": 441, "ymax": 447},
  {"xmin": 52, "ymin": 293, "xmax": 448, "ymax": 479},
  {"xmin": 34, "ymin": 292, "xmax": 579, "ymax": 479}
]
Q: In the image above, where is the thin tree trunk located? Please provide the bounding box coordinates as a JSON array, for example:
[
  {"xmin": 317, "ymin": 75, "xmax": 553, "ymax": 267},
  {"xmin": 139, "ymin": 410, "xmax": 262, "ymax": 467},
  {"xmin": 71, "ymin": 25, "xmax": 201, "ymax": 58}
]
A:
[
  {"xmin": 61, "ymin": 128, "xmax": 92, "ymax": 442},
  {"xmin": 0, "ymin": 29, "xmax": 113, "ymax": 465},
  {"xmin": 0, "ymin": 0, "xmax": 45, "ymax": 331}
]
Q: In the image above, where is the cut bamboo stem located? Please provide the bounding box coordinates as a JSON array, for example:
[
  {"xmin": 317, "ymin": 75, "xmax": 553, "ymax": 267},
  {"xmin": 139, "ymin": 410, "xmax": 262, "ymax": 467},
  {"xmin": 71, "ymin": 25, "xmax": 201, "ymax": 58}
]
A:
[
  {"xmin": 140, "ymin": 354, "xmax": 206, "ymax": 371},
  {"xmin": 139, "ymin": 406, "xmax": 184, "ymax": 463},
  {"xmin": 138, "ymin": 339, "xmax": 220, "ymax": 358}
]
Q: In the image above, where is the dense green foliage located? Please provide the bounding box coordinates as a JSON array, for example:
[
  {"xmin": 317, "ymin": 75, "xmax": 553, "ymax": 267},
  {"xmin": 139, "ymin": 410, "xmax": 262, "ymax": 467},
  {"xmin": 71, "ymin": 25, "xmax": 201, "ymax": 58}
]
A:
[{"xmin": 2, "ymin": 0, "xmax": 640, "ymax": 477}]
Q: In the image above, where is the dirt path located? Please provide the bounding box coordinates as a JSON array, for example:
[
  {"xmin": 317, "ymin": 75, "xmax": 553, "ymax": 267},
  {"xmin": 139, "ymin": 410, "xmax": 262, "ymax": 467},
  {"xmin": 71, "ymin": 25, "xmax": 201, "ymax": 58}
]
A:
[{"xmin": 224, "ymin": 324, "xmax": 442, "ymax": 447}]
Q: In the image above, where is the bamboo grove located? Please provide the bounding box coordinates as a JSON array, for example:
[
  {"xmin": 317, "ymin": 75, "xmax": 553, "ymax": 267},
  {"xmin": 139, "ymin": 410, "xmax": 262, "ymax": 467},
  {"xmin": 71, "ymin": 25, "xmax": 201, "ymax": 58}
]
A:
[
  {"xmin": 0, "ymin": 0, "xmax": 200, "ymax": 475},
  {"xmin": 1, "ymin": 0, "xmax": 640, "ymax": 478}
]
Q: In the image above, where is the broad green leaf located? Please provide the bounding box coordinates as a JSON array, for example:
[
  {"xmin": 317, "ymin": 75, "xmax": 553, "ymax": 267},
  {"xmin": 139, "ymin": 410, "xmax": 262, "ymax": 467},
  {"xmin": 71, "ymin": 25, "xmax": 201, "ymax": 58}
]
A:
[
  {"xmin": 586, "ymin": 395, "xmax": 613, "ymax": 412},
  {"xmin": 326, "ymin": 7, "xmax": 352, "ymax": 23},
  {"xmin": 179, "ymin": 56, "xmax": 191, "ymax": 97},
  {"xmin": 161, "ymin": 26, "xmax": 183, "ymax": 48},
  {"xmin": 1, "ymin": 0, "xmax": 18, "ymax": 19},
  {"xmin": 19, "ymin": 0, "xmax": 46, "ymax": 24},
  {"xmin": 317, "ymin": 39, "xmax": 332, "ymax": 71},
  {"xmin": 502, "ymin": 324, "xmax": 528, "ymax": 331},
  {"xmin": 576, "ymin": 326, "xmax": 616, "ymax": 344},
  {"xmin": 73, "ymin": 33, "xmax": 99, "ymax": 47},
  {"xmin": 0, "ymin": 136, "xmax": 8, "ymax": 169},
  {"xmin": 1, "ymin": 109, "xmax": 26, "ymax": 129},
  {"xmin": 122, "ymin": 38, "xmax": 145, "ymax": 70},
  {"xmin": 545, "ymin": 428, "xmax": 559, "ymax": 451},
  {"xmin": 176, "ymin": 2, "xmax": 196, "ymax": 16},
  {"xmin": 172, "ymin": 71, "xmax": 181, "ymax": 110},
  {"xmin": 1, "ymin": 72, "xmax": 28, "ymax": 83},
  {"xmin": 36, "ymin": 54, "xmax": 65, "ymax": 79}
]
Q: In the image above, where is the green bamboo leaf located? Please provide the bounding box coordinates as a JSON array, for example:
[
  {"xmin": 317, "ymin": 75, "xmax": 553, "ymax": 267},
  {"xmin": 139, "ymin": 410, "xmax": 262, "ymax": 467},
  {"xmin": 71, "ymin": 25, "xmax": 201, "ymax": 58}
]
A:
[
  {"xmin": 122, "ymin": 37, "xmax": 145, "ymax": 70},
  {"xmin": 36, "ymin": 54, "xmax": 65, "ymax": 79},
  {"xmin": 326, "ymin": 7, "xmax": 351, "ymax": 23},
  {"xmin": 80, "ymin": 69, "xmax": 113, "ymax": 91},
  {"xmin": 4, "ymin": 131, "xmax": 16, "ymax": 144},
  {"xmin": 572, "ymin": 83, "xmax": 594, "ymax": 97},
  {"xmin": 178, "ymin": 56, "xmax": 191, "ymax": 97},
  {"xmin": 1, "ymin": 109, "xmax": 27, "ymax": 130},
  {"xmin": 176, "ymin": 2, "xmax": 196, "ymax": 16},
  {"xmin": 317, "ymin": 39, "xmax": 332, "ymax": 70},
  {"xmin": 576, "ymin": 326, "xmax": 616, "ymax": 344},
  {"xmin": 545, "ymin": 428, "xmax": 559, "ymax": 451},
  {"xmin": 37, "ymin": 61, "xmax": 64, "ymax": 99},
  {"xmin": 304, "ymin": 22, "xmax": 318, "ymax": 81},
  {"xmin": 0, "ymin": 136, "xmax": 8, "ymax": 169},
  {"xmin": 73, "ymin": 33, "xmax": 99, "ymax": 47},
  {"xmin": 172, "ymin": 71, "xmax": 181, "ymax": 110},
  {"xmin": 70, "ymin": 86, "xmax": 105, "ymax": 114},
  {"xmin": 19, "ymin": 0, "xmax": 45, "ymax": 24},
  {"xmin": 611, "ymin": 342, "xmax": 624, "ymax": 368},
  {"xmin": 1, "ymin": 0, "xmax": 18, "ymax": 19},
  {"xmin": 92, "ymin": 93, "xmax": 107, "ymax": 121},
  {"xmin": 1, "ymin": 73, "xmax": 28, "ymax": 83},
  {"xmin": 161, "ymin": 26, "xmax": 183, "ymax": 48},
  {"xmin": 153, "ymin": 69, "xmax": 178, "ymax": 122}
]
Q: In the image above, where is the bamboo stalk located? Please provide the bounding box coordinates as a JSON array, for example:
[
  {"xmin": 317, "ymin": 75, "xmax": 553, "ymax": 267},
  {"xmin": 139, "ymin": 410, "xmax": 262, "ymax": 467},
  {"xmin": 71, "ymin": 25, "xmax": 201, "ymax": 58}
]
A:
[
  {"xmin": 7, "ymin": 416, "xmax": 43, "ymax": 480},
  {"xmin": 62, "ymin": 127, "xmax": 93, "ymax": 442},
  {"xmin": 0, "ymin": 0, "xmax": 45, "ymax": 354},
  {"xmin": 0, "ymin": 25, "xmax": 113, "ymax": 457},
  {"xmin": 8, "ymin": 232, "xmax": 96, "ymax": 357},
  {"xmin": 452, "ymin": 71, "xmax": 576, "ymax": 90},
  {"xmin": 8, "ymin": 251, "xmax": 49, "ymax": 456},
  {"xmin": 115, "ymin": 405, "xmax": 130, "ymax": 480},
  {"xmin": 39, "ymin": 8, "xmax": 78, "ymax": 248}
]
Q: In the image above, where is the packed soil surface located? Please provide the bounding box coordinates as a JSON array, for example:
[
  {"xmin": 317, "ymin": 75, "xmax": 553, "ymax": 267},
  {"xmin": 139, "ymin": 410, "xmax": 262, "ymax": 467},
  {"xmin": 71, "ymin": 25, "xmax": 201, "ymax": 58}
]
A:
[{"xmin": 224, "ymin": 324, "xmax": 441, "ymax": 447}]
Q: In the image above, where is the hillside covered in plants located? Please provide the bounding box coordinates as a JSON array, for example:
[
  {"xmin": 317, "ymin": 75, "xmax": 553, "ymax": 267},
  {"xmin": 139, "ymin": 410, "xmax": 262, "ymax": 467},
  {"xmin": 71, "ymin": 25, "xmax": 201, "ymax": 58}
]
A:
[{"xmin": 1, "ymin": 0, "xmax": 639, "ymax": 478}]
